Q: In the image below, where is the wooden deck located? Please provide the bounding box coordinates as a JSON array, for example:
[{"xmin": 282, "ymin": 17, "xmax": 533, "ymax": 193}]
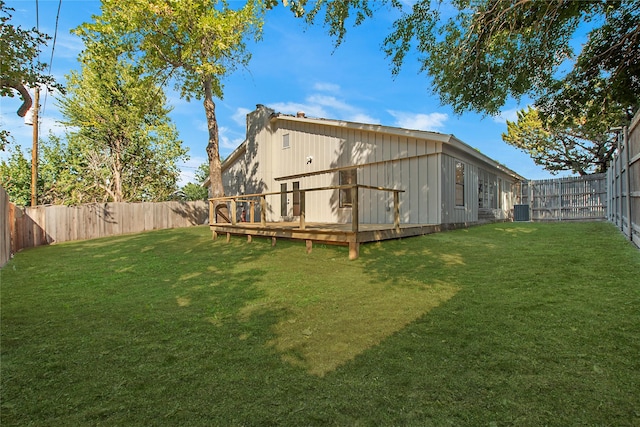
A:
[{"xmin": 210, "ymin": 221, "xmax": 450, "ymax": 260}]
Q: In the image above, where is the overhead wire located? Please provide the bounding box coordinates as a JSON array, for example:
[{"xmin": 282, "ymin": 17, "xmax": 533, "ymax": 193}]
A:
[{"xmin": 42, "ymin": 0, "xmax": 63, "ymax": 117}]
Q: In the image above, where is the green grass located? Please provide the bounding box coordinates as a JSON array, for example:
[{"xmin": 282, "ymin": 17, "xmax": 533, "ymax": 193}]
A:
[{"xmin": 1, "ymin": 222, "xmax": 639, "ymax": 426}]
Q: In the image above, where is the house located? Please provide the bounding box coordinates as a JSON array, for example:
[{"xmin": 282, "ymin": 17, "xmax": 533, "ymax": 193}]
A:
[{"xmin": 213, "ymin": 104, "xmax": 524, "ymax": 227}]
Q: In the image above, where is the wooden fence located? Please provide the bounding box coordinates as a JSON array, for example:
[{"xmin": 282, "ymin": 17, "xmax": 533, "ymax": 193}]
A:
[
  {"xmin": 607, "ymin": 109, "xmax": 640, "ymax": 248},
  {"xmin": 1, "ymin": 196, "xmax": 209, "ymax": 267},
  {"xmin": 1, "ymin": 186, "xmax": 10, "ymax": 268},
  {"xmin": 516, "ymin": 174, "xmax": 607, "ymax": 221}
]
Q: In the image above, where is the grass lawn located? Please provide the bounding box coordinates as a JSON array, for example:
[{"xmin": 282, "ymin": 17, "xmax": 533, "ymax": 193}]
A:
[{"xmin": 1, "ymin": 221, "xmax": 639, "ymax": 426}]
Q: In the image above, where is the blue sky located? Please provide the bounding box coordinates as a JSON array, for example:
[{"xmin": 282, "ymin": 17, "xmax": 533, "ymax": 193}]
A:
[{"xmin": 1, "ymin": 0, "xmax": 575, "ymax": 186}]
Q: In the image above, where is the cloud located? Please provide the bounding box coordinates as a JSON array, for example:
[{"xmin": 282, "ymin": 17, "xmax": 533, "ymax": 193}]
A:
[
  {"xmin": 387, "ymin": 110, "xmax": 448, "ymax": 131},
  {"xmin": 269, "ymin": 101, "xmax": 328, "ymax": 118},
  {"xmin": 313, "ymin": 82, "xmax": 341, "ymax": 93},
  {"xmin": 493, "ymin": 107, "xmax": 521, "ymax": 124},
  {"xmin": 219, "ymin": 126, "xmax": 245, "ymax": 151},
  {"xmin": 232, "ymin": 107, "xmax": 251, "ymax": 127}
]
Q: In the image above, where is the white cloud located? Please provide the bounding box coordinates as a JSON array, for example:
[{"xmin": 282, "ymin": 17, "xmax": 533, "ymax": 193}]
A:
[
  {"xmin": 387, "ymin": 110, "xmax": 448, "ymax": 131},
  {"xmin": 313, "ymin": 82, "xmax": 341, "ymax": 93},
  {"xmin": 493, "ymin": 107, "xmax": 521, "ymax": 124},
  {"xmin": 232, "ymin": 107, "xmax": 250, "ymax": 127},
  {"xmin": 269, "ymin": 101, "xmax": 328, "ymax": 118},
  {"xmin": 349, "ymin": 113, "xmax": 379, "ymax": 124},
  {"xmin": 219, "ymin": 126, "xmax": 245, "ymax": 151}
]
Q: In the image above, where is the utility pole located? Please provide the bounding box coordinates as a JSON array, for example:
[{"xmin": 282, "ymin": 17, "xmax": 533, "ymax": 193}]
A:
[{"xmin": 30, "ymin": 86, "xmax": 39, "ymax": 207}]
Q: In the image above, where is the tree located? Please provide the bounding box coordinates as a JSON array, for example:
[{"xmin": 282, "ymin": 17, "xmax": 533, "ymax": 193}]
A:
[
  {"xmin": 56, "ymin": 33, "xmax": 188, "ymax": 203},
  {"xmin": 502, "ymin": 107, "xmax": 616, "ymax": 176},
  {"xmin": 77, "ymin": 0, "xmax": 266, "ymax": 203},
  {"xmin": 302, "ymin": 0, "xmax": 639, "ymax": 117},
  {"xmin": 0, "ymin": 0, "xmax": 63, "ymax": 149},
  {"xmin": 0, "ymin": 145, "xmax": 31, "ymax": 205},
  {"xmin": 181, "ymin": 163, "xmax": 210, "ymax": 201}
]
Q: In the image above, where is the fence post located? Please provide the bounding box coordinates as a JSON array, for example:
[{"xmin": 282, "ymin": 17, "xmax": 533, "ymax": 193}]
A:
[{"xmin": 624, "ymin": 125, "xmax": 632, "ymax": 241}]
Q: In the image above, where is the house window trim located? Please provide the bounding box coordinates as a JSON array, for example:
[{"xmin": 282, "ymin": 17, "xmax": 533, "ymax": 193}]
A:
[{"xmin": 282, "ymin": 133, "xmax": 290, "ymax": 149}]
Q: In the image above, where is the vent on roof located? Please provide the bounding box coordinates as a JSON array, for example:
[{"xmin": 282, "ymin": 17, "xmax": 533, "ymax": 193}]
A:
[{"xmin": 296, "ymin": 111, "xmax": 305, "ymax": 118}]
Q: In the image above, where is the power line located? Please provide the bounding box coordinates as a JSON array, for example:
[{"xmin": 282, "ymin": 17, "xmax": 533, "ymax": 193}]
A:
[{"xmin": 42, "ymin": 0, "xmax": 62, "ymax": 117}]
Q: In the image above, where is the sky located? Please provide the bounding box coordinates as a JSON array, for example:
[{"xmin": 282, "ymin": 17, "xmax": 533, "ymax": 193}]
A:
[{"xmin": 1, "ymin": 0, "xmax": 576, "ymax": 186}]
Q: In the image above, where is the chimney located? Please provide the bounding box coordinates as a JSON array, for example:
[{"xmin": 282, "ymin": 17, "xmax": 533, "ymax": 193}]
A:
[{"xmin": 296, "ymin": 111, "xmax": 305, "ymax": 118}]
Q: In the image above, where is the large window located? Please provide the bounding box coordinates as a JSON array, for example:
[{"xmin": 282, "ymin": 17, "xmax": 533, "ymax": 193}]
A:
[
  {"xmin": 339, "ymin": 169, "xmax": 357, "ymax": 208},
  {"xmin": 455, "ymin": 161, "xmax": 465, "ymax": 207},
  {"xmin": 478, "ymin": 169, "xmax": 499, "ymax": 209}
]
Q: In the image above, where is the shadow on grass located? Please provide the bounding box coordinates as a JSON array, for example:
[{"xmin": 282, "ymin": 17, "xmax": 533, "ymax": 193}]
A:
[{"xmin": 2, "ymin": 223, "xmax": 639, "ymax": 426}]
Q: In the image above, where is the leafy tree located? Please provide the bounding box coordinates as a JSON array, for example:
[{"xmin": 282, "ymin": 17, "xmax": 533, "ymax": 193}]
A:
[
  {"xmin": 77, "ymin": 0, "xmax": 266, "ymax": 203},
  {"xmin": 502, "ymin": 107, "xmax": 616, "ymax": 176},
  {"xmin": 0, "ymin": 145, "xmax": 31, "ymax": 205},
  {"xmin": 56, "ymin": 33, "xmax": 188, "ymax": 203},
  {"xmin": 301, "ymin": 0, "xmax": 639, "ymax": 118},
  {"xmin": 181, "ymin": 163, "xmax": 210, "ymax": 201},
  {"xmin": 0, "ymin": 0, "xmax": 63, "ymax": 149}
]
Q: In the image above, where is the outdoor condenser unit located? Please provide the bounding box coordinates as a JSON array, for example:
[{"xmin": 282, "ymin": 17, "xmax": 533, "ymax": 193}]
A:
[{"xmin": 514, "ymin": 204, "xmax": 530, "ymax": 222}]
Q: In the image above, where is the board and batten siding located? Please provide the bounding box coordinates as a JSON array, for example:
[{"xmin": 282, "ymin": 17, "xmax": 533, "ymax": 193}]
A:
[
  {"xmin": 267, "ymin": 118, "xmax": 445, "ymax": 224},
  {"xmin": 441, "ymin": 155, "xmax": 478, "ymax": 224},
  {"xmin": 221, "ymin": 106, "xmax": 523, "ymax": 226}
]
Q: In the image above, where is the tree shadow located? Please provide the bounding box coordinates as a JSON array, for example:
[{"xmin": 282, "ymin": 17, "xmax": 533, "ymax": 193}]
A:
[{"xmin": 169, "ymin": 201, "xmax": 208, "ymax": 225}]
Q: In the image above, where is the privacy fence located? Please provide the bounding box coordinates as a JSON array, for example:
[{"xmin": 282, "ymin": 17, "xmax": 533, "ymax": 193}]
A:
[
  {"xmin": 1, "ymin": 194, "xmax": 208, "ymax": 268},
  {"xmin": 515, "ymin": 174, "xmax": 608, "ymax": 222},
  {"xmin": 607, "ymin": 109, "xmax": 640, "ymax": 248}
]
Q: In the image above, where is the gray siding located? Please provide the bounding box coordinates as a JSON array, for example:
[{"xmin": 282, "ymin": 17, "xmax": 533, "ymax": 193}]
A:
[{"xmin": 221, "ymin": 105, "xmax": 523, "ymax": 226}]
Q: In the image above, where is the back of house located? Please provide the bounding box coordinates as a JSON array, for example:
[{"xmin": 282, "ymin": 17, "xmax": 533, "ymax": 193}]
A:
[{"xmin": 218, "ymin": 104, "xmax": 524, "ymax": 226}]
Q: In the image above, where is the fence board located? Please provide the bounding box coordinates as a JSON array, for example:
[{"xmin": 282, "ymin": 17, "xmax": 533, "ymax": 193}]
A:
[
  {"xmin": 608, "ymin": 108, "xmax": 640, "ymax": 247},
  {"xmin": 0, "ymin": 187, "xmax": 10, "ymax": 267},
  {"xmin": 1, "ymin": 200, "xmax": 209, "ymax": 261},
  {"xmin": 522, "ymin": 174, "xmax": 607, "ymax": 221}
]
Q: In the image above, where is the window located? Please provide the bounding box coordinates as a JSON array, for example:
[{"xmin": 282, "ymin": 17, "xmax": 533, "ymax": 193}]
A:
[
  {"xmin": 455, "ymin": 161, "xmax": 465, "ymax": 207},
  {"xmin": 339, "ymin": 169, "xmax": 357, "ymax": 208},
  {"xmin": 282, "ymin": 134, "xmax": 290, "ymax": 149}
]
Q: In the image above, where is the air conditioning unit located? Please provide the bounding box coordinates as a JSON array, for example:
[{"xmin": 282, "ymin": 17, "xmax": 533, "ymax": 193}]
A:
[{"xmin": 514, "ymin": 204, "xmax": 530, "ymax": 222}]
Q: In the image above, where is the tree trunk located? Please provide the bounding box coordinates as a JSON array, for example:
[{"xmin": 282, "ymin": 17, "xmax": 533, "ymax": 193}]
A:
[
  {"xmin": 203, "ymin": 77, "xmax": 224, "ymax": 200},
  {"xmin": 113, "ymin": 139, "xmax": 124, "ymax": 202}
]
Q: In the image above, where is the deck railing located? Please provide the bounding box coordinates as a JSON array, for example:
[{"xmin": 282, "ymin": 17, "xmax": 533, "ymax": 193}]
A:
[{"xmin": 208, "ymin": 184, "xmax": 404, "ymax": 233}]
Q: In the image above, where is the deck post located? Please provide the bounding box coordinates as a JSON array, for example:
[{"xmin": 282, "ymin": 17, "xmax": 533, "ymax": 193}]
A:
[
  {"xmin": 208, "ymin": 200, "xmax": 214, "ymax": 225},
  {"xmin": 300, "ymin": 190, "xmax": 306, "ymax": 230},
  {"xmin": 249, "ymin": 201, "xmax": 255, "ymax": 223},
  {"xmin": 230, "ymin": 200, "xmax": 237, "ymax": 225},
  {"xmin": 351, "ymin": 185, "xmax": 359, "ymax": 233},
  {"xmin": 349, "ymin": 240, "xmax": 359, "ymax": 260},
  {"xmin": 226, "ymin": 232, "xmax": 231, "ymax": 242},
  {"xmin": 306, "ymin": 239, "xmax": 312, "ymax": 254},
  {"xmin": 260, "ymin": 196, "xmax": 267, "ymax": 226},
  {"xmin": 394, "ymin": 191, "xmax": 400, "ymax": 232}
]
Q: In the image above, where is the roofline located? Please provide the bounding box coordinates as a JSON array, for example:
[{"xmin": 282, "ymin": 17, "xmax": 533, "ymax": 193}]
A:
[
  {"xmin": 447, "ymin": 135, "xmax": 526, "ymax": 181},
  {"xmin": 202, "ymin": 141, "xmax": 247, "ymax": 188},
  {"xmin": 270, "ymin": 113, "xmax": 453, "ymax": 144}
]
